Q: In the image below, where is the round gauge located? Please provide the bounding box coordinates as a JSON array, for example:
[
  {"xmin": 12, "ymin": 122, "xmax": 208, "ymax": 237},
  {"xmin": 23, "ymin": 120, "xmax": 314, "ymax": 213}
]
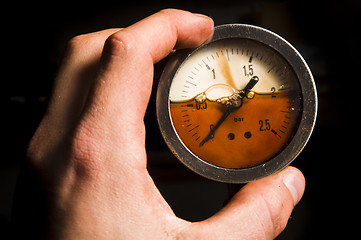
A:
[{"xmin": 156, "ymin": 24, "xmax": 317, "ymax": 183}]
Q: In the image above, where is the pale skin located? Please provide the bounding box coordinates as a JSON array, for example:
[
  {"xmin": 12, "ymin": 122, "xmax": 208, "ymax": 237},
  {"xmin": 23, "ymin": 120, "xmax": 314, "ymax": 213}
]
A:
[{"xmin": 26, "ymin": 9, "xmax": 305, "ymax": 239}]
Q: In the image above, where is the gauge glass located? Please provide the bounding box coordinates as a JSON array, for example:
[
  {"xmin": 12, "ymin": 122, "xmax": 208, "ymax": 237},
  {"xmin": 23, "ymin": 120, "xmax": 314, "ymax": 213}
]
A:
[{"xmin": 157, "ymin": 24, "xmax": 317, "ymax": 183}]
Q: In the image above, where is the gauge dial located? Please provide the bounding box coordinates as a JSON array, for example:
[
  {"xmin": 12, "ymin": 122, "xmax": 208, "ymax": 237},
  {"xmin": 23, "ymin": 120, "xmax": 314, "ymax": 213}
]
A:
[
  {"xmin": 157, "ymin": 24, "xmax": 317, "ymax": 183},
  {"xmin": 169, "ymin": 38, "xmax": 302, "ymax": 168}
]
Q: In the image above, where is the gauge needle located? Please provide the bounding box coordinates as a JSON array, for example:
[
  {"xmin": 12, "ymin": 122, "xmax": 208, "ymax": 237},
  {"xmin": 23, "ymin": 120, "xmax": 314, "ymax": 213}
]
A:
[
  {"xmin": 199, "ymin": 104, "xmax": 236, "ymax": 147},
  {"xmin": 199, "ymin": 76, "xmax": 259, "ymax": 147}
]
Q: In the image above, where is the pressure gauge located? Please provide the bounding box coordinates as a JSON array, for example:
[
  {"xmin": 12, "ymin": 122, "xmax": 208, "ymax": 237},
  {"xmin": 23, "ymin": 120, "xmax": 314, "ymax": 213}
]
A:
[{"xmin": 156, "ymin": 24, "xmax": 317, "ymax": 183}]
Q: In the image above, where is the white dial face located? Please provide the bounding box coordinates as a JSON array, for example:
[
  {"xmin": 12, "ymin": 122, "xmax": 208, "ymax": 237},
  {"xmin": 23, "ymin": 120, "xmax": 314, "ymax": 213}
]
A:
[
  {"xmin": 170, "ymin": 38, "xmax": 297, "ymax": 102},
  {"xmin": 168, "ymin": 38, "xmax": 303, "ymax": 169}
]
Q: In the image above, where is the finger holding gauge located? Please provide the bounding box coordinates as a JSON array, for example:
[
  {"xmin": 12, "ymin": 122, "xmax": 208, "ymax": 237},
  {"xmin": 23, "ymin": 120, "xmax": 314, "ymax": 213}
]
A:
[{"xmin": 157, "ymin": 24, "xmax": 317, "ymax": 183}]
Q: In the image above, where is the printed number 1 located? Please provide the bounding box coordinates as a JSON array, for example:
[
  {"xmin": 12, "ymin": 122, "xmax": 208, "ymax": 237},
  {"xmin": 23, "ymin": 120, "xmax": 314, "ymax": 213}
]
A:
[{"xmin": 212, "ymin": 69, "xmax": 216, "ymax": 79}]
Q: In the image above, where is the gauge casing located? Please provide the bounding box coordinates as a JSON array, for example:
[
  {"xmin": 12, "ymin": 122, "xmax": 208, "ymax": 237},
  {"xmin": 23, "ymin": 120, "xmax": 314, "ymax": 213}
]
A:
[{"xmin": 157, "ymin": 24, "xmax": 317, "ymax": 183}]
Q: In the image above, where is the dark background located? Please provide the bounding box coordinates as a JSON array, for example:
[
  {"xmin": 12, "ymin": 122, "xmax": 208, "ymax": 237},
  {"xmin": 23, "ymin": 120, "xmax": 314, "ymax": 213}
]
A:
[{"xmin": 2, "ymin": 0, "xmax": 359, "ymax": 239}]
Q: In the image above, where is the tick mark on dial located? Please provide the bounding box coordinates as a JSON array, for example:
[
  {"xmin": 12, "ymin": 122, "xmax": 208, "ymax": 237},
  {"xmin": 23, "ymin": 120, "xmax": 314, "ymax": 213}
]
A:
[
  {"xmin": 271, "ymin": 129, "xmax": 281, "ymax": 138},
  {"xmin": 188, "ymin": 125, "xmax": 200, "ymax": 133},
  {"xmin": 203, "ymin": 60, "xmax": 211, "ymax": 70},
  {"xmin": 185, "ymin": 80, "xmax": 196, "ymax": 86},
  {"xmin": 267, "ymin": 65, "xmax": 275, "ymax": 73}
]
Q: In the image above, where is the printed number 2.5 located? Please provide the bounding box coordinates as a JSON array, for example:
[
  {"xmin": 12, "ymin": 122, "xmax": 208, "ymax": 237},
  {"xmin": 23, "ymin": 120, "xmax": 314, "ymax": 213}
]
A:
[{"xmin": 259, "ymin": 119, "xmax": 270, "ymax": 131}]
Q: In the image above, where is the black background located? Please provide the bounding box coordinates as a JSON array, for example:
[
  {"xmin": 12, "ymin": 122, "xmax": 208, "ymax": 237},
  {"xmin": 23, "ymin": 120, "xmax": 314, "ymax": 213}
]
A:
[{"xmin": 2, "ymin": 0, "xmax": 360, "ymax": 239}]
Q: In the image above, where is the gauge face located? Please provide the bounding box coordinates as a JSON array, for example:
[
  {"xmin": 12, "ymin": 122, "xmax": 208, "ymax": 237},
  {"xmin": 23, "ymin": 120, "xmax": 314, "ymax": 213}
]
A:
[
  {"xmin": 157, "ymin": 24, "xmax": 317, "ymax": 183},
  {"xmin": 169, "ymin": 38, "xmax": 302, "ymax": 169}
]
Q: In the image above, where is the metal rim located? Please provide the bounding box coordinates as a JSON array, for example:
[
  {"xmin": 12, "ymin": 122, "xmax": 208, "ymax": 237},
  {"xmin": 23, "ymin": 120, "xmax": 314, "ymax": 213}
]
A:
[{"xmin": 157, "ymin": 24, "xmax": 317, "ymax": 183}]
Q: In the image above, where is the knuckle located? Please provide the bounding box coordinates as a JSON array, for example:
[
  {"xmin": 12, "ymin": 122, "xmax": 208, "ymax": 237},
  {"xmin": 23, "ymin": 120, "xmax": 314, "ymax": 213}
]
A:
[
  {"xmin": 65, "ymin": 32, "xmax": 104, "ymax": 58},
  {"xmin": 158, "ymin": 8, "xmax": 183, "ymax": 17},
  {"xmin": 26, "ymin": 124, "xmax": 56, "ymax": 166},
  {"xmin": 103, "ymin": 31, "xmax": 135, "ymax": 58},
  {"xmin": 26, "ymin": 134, "xmax": 44, "ymax": 165},
  {"xmin": 66, "ymin": 34, "xmax": 91, "ymax": 56},
  {"xmin": 69, "ymin": 122, "xmax": 105, "ymax": 176},
  {"xmin": 158, "ymin": 8, "xmax": 176, "ymax": 18}
]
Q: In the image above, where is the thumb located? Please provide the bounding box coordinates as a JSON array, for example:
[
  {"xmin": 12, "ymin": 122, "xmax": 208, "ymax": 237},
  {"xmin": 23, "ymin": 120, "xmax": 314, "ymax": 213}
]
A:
[{"xmin": 191, "ymin": 167, "xmax": 305, "ymax": 240}]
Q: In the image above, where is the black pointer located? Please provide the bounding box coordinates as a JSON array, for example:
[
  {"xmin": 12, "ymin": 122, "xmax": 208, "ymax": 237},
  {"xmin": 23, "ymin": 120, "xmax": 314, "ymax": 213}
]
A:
[
  {"xmin": 242, "ymin": 76, "xmax": 259, "ymax": 95},
  {"xmin": 199, "ymin": 105, "xmax": 237, "ymax": 146},
  {"xmin": 199, "ymin": 76, "xmax": 259, "ymax": 147}
]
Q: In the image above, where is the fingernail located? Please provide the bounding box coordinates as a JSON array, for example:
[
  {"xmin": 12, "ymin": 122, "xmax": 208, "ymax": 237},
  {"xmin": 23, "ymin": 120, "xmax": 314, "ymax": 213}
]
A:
[{"xmin": 282, "ymin": 167, "xmax": 305, "ymax": 206}]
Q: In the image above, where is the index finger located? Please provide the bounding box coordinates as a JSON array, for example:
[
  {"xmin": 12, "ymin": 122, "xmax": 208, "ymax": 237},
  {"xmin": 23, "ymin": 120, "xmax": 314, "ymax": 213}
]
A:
[{"xmin": 81, "ymin": 9, "xmax": 214, "ymax": 134}]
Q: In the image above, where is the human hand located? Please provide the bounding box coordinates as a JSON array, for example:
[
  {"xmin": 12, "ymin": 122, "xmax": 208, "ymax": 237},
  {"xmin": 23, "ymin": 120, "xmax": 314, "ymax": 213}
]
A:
[{"xmin": 25, "ymin": 9, "xmax": 305, "ymax": 239}]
